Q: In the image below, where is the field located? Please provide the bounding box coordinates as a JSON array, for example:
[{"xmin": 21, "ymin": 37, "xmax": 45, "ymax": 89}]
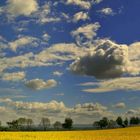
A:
[{"xmin": 0, "ymin": 127, "xmax": 140, "ymax": 140}]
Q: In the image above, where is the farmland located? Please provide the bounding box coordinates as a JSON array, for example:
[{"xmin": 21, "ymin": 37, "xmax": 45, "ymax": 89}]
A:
[{"xmin": 0, "ymin": 127, "xmax": 140, "ymax": 140}]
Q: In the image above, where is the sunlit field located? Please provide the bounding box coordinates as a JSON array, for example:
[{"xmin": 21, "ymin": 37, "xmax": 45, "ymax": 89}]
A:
[{"xmin": 0, "ymin": 127, "xmax": 140, "ymax": 140}]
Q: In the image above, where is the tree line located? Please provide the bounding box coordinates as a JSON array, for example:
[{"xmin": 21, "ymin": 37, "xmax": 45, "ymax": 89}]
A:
[
  {"xmin": 0, "ymin": 116, "xmax": 139, "ymax": 131},
  {"xmin": 93, "ymin": 116, "xmax": 140, "ymax": 129},
  {"xmin": 0, "ymin": 117, "xmax": 73, "ymax": 131}
]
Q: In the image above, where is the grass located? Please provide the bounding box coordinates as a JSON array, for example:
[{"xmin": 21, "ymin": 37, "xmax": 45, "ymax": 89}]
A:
[{"xmin": 0, "ymin": 127, "xmax": 140, "ymax": 140}]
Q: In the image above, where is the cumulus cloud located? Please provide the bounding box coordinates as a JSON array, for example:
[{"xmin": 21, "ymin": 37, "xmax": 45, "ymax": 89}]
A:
[
  {"xmin": 9, "ymin": 100, "xmax": 66, "ymax": 111},
  {"xmin": 81, "ymin": 77, "xmax": 140, "ymax": 93},
  {"xmin": 71, "ymin": 22, "xmax": 100, "ymax": 47},
  {"xmin": 25, "ymin": 79, "xmax": 57, "ymax": 90},
  {"xmin": 1, "ymin": 71, "xmax": 25, "ymax": 81},
  {"xmin": 125, "ymin": 109, "xmax": 140, "ymax": 118},
  {"xmin": 128, "ymin": 42, "xmax": 140, "ymax": 74},
  {"xmin": 73, "ymin": 11, "xmax": 89, "ymax": 22},
  {"xmin": 70, "ymin": 39, "xmax": 140, "ymax": 80},
  {"xmin": 5, "ymin": 0, "xmax": 38, "ymax": 17},
  {"xmin": 113, "ymin": 102, "xmax": 126, "ymax": 109},
  {"xmin": 70, "ymin": 39, "xmax": 136, "ymax": 79},
  {"xmin": 99, "ymin": 7, "xmax": 114, "ymax": 16},
  {"xmin": 0, "ymin": 98, "xmax": 114, "ymax": 124}
]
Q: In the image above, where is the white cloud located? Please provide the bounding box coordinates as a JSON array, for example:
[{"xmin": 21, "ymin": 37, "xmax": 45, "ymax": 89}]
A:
[
  {"xmin": 0, "ymin": 52, "xmax": 35, "ymax": 73},
  {"xmin": 73, "ymin": 11, "xmax": 89, "ymax": 22},
  {"xmin": 71, "ymin": 22, "xmax": 100, "ymax": 47},
  {"xmin": 39, "ymin": 17, "xmax": 61, "ymax": 24},
  {"xmin": 9, "ymin": 36, "xmax": 38, "ymax": 51},
  {"xmin": 0, "ymin": 98, "xmax": 114, "ymax": 124},
  {"xmin": 35, "ymin": 43, "xmax": 87, "ymax": 63},
  {"xmin": 93, "ymin": 0, "xmax": 103, "ymax": 4},
  {"xmin": 70, "ymin": 39, "xmax": 131, "ymax": 79},
  {"xmin": 81, "ymin": 77, "xmax": 140, "ymax": 93},
  {"xmin": 6, "ymin": 0, "xmax": 38, "ymax": 17},
  {"xmin": 25, "ymin": 79, "xmax": 57, "ymax": 90},
  {"xmin": 53, "ymin": 71, "xmax": 63, "ymax": 77},
  {"xmin": 2, "ymin": 39, "xmax": 140, "ymax": 84},
  {"xmin": 9, "ymin": 100, "xmax": 66, "ymax": 111},
  {"xmin": 125, "ymin": 109, "xmax": 140, "ymax": 118},
  {"xmin": 99, "ymin": 8, "xmax": 114, "ymax": 16},
  {"xmin": 128, "ymin": 42, "xmax": 140, "ymax": 74},
  {"xmin": 113, "ymin": 102, "xmax": 126, "ymax": 109},
  {"xmin": 0, "ymin": 43, "xmax": 86, "ymax": 73},
  {"xmin": 42, "ymin": 33, "xmax": 50, "ymax": 41},
  {"xmin": 0, "ymin": 1, "xmax": 61, "ymax": 24},
  {"xmin": 66, "ymin": 0, "xmax": 91, "ymax": 10},
  {"xmin": 35, "ymin": 3, "xmax": 61, "ymax": 24},
  {"xmin": 70, "ymin": 39, "xmax": 140, "ymax": 79},
  {"xmin": 2, "ymin": 71, "xmax": 26, "ymax": 81},
  {"xmin": 65, "ymin": 0, "xmax": 103, "ymax": 10}
]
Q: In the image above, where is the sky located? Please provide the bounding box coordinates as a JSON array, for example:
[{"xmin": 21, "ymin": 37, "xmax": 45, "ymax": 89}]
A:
[{"xmin": 0, "ymin": 0, "xmax": 140, "ymax": 125}]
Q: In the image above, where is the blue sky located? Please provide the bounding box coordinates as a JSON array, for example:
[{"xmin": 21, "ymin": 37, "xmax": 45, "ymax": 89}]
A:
[{"xmin": 0, "ymin": 0, "xmax": 140, "ymax": 124}]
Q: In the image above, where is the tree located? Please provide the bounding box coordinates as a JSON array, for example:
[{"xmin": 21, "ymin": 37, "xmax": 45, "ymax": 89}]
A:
[
  {"xmin": 130, "ymin": 117, "xmax": 140, "ymax": 125},
  {"xmin": 7, "ymin": 120, "xmax": 19, "ymax": 129},
  {"xmin": 40, "ymin": 118, "xmax": 50, "ymax": 130},
  {"xmin": 93, "ymin": 121, "xmax": 100, "ymax": 128},
  {"xmin": 26, "ymin": 119, "xmax": 33, "ymax": 128},
  {"xmin": 17, "ymin": 118, "xmax": 27, "ymax": 129},
  {"xmin": 108, "ymin": 120, "xmax": 117, "ymax": 128},
  {"xmin": 62, "ymin": 118, "xmax": 73, "ymax": 129},
  {"xmin": 124, "ymin": 118, "xmax": 128, "ymax": 126},
  {"xmin": 116, "ymin": 116, "xmax": 123, "ymax": 127},
  {"xmin": 53, "ymin": 121, "xmax": 62, "ymax": 129},
  {"xmin": 98, "ymin": 117, "xmax": 109, "ymax": 129}
]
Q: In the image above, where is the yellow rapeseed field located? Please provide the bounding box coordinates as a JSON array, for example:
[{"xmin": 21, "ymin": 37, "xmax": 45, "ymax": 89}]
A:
[{"xmin": 0, "ymin": 127, "xmax": 140, "ymax": 140}]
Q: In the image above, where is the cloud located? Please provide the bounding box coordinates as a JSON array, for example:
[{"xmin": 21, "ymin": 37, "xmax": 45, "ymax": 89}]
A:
[
  {"xmin": 35, "ymin": 3, "xmax": 61, "ymax": 24},
  {"xmin": 42, "ymin": 33, "xmax": 50, "ymax": 41},
  {"xmin": 1, "ymin": 39, "xmax": 140, "ymax": 83},
  {"xmin": 1, "ymin": 71, "xmax": 26, "ymax": 81},
  {"xmin": 125, "ymin": 109, "xmax": 140, "ymax": 118},
  {"xmin": 0, "ymin": 1, "xmax": 61, "ymax": 24},
  {"xmin": 71, "ymin": 22, "xmax": 100, "ymax": 47},
  {"xmin": 70, "ymin": 39, "xmax": 136, "ymax": 79},
  {"xmin": 8, "ymin": 100, "xmax": 66, "ymax": 111},
  {"xmin": 38, "ymin": 17, "xmax": 61, "ymax": 24},
  {"xmin": 128, "ymin": 42, "xmax": 140, "ymax": 74},
  {"xmin": 81, "ymin": 77, "xmax": 140, "ymax": 93},
  {"xmin": 99, "ymin": 8, "xmax": 114, "ymax": 16},
  {"xmin": 35, "ymin": 43, "xmax": 86, "ymax": 63},
  {"xmin": 9, "ymin": 36, "xmax": 39, "ymax": 51},
  {"xmin": 0, "ymin": 106, "xmax": 19, "ymax": 124},
  {"xmin": 25, "ymin": 79, "xmax": 57, "ymax": 90},
  {"xmin": 113, "ymin": 102, "xmax": 126, "ymax": 109},
  {"xmin": 65, "ymin": 0, "xmax": 103, "ymax": 10},
  {"xmin": 66, "ymin": 0, "xmax": 91, "ymax": 10},
  {"xmin": 6, "ymin": 0, "xmax": 38, "ymax": 17},
  {"xmin": 0, "ymin": 43, "xmax": 86, "ymax": 73},
  {"xmin": 53, "ymin": 71, "xmax": 63, "ymax": 77},
  {"xmin": 0, "ymin": 98, "xmax": 114, "ymax": 124},
  {"xmin": 73, "ymin": 11, "xmax": 89, "ymax": 22}
]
